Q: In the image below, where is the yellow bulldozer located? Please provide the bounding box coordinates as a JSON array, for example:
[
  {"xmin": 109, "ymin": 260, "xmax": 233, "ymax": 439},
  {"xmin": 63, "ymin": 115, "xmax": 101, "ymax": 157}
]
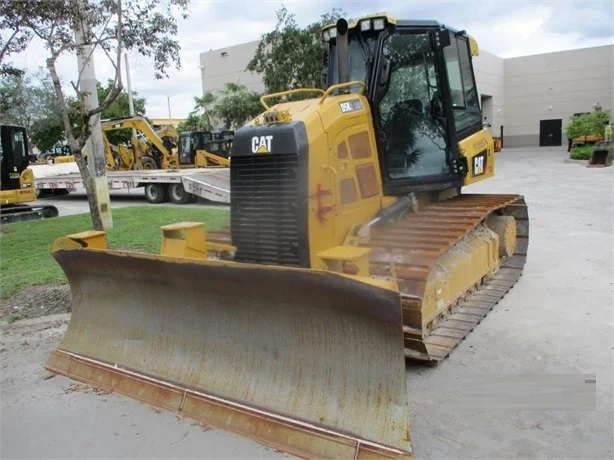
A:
[
  {"xmin": 1, "ymin": 124, "xmax": 59, "ymax": 224},
  {"xmin": 46, "ymin": 14, "xmax": 529, "ymax": 459}
]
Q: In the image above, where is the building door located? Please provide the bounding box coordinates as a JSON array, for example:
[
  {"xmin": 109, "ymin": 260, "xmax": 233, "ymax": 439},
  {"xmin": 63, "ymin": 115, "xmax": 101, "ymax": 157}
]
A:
[{"xmin": 539, "ymin": 119, "xmax": 562, "ymax": 146}]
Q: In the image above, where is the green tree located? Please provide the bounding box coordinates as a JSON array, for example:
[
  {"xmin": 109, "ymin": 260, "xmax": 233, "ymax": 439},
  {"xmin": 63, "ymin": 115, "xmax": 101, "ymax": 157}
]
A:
[
  {"xmin": 247, "ymin": 6, "xmax": 345, "ymax": 93},
  {"xmin": 97, "ymin": 79, "xmax": 147, "ymax": 144},
  {"xmin": 0, "ymin": 68, "xmax": 72, "ymax": 152},
  {"xmin": 0, "ymin": 2, "xmax": 32, "ymax": 77},
  {"xmin": 213, "ymin": 83, "xmax": 262, "ymax": 129},
  {"xmin": 0, "ymin": 0, "xmax": 191, "ymax": 230},
  {"xmin": 98, "ymin": 79, "xmax": 146, "ymax": 119},
  {"xmin": 177, "ymin": 112, "xmax": 202, "ymax": 132},
  {"xmin": 190, "ymin": 92, "xmax": 217, "ymax": 130},
  {"xmin": 565, "ymin": 109, "xmax": 611, "ymax": 142}
]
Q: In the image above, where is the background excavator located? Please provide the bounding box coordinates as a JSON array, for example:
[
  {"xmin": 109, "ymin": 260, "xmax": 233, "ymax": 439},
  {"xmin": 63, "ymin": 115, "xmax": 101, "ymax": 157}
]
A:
[
  {"xmin": 47, "ymin": 14, "xmax": 529, "ymax": 459},
  {"xmin": 1, "ymin": 124, "xmax": 59, "ymax": 224},
  {"xmin": 51, "ymin": 116, "xmax": 174, "ymax": 170},
  {"xmin": 52, "ymin": 116, "xmax": 232, "ymax": 170}
]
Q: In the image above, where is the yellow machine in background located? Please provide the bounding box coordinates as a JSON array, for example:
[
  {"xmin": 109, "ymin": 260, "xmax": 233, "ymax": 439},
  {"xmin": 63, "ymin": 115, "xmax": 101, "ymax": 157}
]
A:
[
  {"xmin": 1, "ymin": 124, "xmax": 59, "ymax": 223},
  {"xmin": 100, "ymin": 116, "xmax": 176, "ymax": 170},
  {"xmin": 53, "ymin": 116, "xmax": 232, "ymax": 170},
  {"xmin": 51, "ymin": 116, "xmax": 172, "ymax": 169},
  {"xmin": 176, "ymin": 129, "xmax": 233, "ymax": 168},
  {"xmin": 47, "ymin": 15, "xmax": 529, "ymax": 459}
]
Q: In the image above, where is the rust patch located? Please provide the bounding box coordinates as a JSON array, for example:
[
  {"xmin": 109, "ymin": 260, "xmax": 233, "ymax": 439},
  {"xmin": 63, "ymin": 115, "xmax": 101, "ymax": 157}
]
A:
[
  {"xmin": 337, "ymin": 141, "xmax": 349, "ymax": 159},
  {"xmin": 340, "ymin": 177, "xmax": 358, "ymax": 204},
  {"xmin": 365, "ymin": 194, "xmax": 529, "ymax": 362},
  {"xmin": 355, "ymin": 163, "xmax": 379, "ymax": 198},
  {"xmin": 348, "ymin": 131, "xmax": 372, "ymax": 159}
]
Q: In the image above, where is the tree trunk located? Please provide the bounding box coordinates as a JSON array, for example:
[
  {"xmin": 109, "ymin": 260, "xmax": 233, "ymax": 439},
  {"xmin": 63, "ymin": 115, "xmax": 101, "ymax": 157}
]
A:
[
  {"xmin": 46, "ymin": 56, "xmax": 104, "ymax": 230},
  {"xmin": 74, "ymin": 153, "xmax": 104, "ymax": 230}
]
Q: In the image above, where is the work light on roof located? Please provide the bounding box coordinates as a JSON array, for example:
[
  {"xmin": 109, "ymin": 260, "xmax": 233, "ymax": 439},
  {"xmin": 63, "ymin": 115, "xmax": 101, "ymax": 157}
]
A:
[
  {"xmin": 328, "ymin": 27, "xmax": 337, "ymax": 39},
  {"xmin": 373, "ymin": 18, "xmax": 386, "ymax": 30},
  {"xmin": 360, "ymin": 19, "xmax": 371, "ymax": 31},
  {"xmin": 323, "ymin": 29, "xmax": 330, "ymax": 41}
]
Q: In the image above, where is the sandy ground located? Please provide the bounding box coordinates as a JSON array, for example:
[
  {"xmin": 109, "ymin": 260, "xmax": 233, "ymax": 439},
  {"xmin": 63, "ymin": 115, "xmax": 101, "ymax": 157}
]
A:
[{"xmin": 1, "ymin": 147, "xmax": 612, "ymax": 459}]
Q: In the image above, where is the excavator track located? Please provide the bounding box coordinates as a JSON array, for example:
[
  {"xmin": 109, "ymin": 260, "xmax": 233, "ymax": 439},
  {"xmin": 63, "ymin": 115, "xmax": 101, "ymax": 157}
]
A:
[
  {"xmin": 208, "ymin": 193, "xmax": 528, "ymax": 363},
  {"xmin": 366, "ymin": 193, "xmax": 529, "ymax": 362}
]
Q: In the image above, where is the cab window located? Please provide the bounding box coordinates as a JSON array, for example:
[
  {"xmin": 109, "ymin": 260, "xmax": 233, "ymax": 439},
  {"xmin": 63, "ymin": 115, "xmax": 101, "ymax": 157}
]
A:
[
  {"xmin": 376, "ymin": 32, "xmax": 450, "ymax": 180},
  {"xmin": 443, "ymin": 36, "xmax": 482, "ymax": 136}
]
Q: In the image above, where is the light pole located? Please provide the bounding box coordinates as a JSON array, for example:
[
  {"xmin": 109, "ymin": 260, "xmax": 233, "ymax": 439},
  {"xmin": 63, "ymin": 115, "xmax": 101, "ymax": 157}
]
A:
[{"xmin": 167, "ymin": 96, "xmax": 172, "ymax": 124}]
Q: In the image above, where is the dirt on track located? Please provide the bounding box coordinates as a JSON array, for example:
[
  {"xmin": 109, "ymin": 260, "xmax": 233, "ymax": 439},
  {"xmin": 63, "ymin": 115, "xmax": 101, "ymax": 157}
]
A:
[{"xmin": 0, "ymin": 285, "xmax": 71, "ymax": 323}]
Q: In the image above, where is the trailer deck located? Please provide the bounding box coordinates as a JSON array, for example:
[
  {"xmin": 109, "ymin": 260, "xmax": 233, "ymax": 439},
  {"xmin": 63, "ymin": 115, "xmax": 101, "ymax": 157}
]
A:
[{"xmin": 32, "ymin": 165, "xmax": 230, "ymax": 204}]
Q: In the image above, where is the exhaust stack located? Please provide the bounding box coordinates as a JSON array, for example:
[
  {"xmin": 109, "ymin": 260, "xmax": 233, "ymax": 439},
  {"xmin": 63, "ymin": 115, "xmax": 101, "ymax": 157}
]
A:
[{"xmin": 336, "ymin": 18, "xmax": 349, "ymax": 84}]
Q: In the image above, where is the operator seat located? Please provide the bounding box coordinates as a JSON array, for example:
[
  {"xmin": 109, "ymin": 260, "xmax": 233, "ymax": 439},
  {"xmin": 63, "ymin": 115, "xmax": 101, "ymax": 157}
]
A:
[{"xmin": 384, "ymin": 99, "xmax": 424, "ymax": 172}]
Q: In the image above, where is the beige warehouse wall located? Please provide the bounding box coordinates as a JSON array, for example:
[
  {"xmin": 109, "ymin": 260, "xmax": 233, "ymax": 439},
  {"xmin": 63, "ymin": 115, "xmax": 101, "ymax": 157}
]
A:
[
  {"xmin": 503, "ymin": 45, "xmax": 614, "ymax": 147},
  {"xmin": 199, "ymin": 41, "xmax": 613, "ymax": 148},
  {"xmin": 199, "ymin": 40, "xmax": 265, "ymax": 94},
  {"xmin": 473, "ymin": 49, "xmax": 505, "ymax": 137}
]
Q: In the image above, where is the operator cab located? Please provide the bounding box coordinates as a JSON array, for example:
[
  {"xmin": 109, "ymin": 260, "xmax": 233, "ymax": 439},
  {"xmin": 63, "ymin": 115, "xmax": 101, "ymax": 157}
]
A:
[
  {"xmin": 322, "ymin": 15, "xmax": 483, "ymax": 194},
  {"xmin": 178, "ymin": 130, "xmax": 234, "ymax": 165},
  {"xmin": 0, "ymin": 125, "xmax": 29, "ymax": 192}
]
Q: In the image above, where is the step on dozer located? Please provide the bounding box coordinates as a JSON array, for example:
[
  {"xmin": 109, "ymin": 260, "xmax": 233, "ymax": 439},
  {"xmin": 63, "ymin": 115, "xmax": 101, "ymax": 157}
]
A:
[{"xmin": 46, "ymin": 231, "xmax": 413, "ymax": 459}]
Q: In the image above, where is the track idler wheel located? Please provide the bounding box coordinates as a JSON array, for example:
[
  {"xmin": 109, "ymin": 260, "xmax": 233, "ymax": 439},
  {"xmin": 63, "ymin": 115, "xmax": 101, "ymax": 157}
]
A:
[{"xmin": 486, "ymin": 214, "xmax": 517, "ymax": 257}]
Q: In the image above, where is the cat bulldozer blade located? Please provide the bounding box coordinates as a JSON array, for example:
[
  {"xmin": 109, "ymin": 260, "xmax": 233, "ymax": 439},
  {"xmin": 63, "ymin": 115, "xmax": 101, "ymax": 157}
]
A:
[
  {"xmin": 47, "ymin": 231, "xmax": 412, "ymax": 459},
  {"xmin": 47, "ymin": 14, "xmax": 529, "ymax": 458}
]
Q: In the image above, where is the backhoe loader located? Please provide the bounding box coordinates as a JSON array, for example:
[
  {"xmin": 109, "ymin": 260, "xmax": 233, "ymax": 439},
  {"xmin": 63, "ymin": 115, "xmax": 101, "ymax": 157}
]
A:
[
  {"xmin": 56, "ymin": 117, "xmax": 231, "ymax": 170},
  {"xmin": 47, "ymin": 14, "xmax": 529, "ymax": 459},
  {"xmin": 51, "ymin": 116, "xmax": 171, "ymax": 170},
  {"xmin": 177, "ymin": 129, "xmax": 233, "ymax": 167},
  {"xmin": 1, "ymin": 124, "xmax": 59, "ymax": 224}
]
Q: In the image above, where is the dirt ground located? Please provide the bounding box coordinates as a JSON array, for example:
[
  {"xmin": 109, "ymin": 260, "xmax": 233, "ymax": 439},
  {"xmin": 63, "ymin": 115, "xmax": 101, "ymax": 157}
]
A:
[{"xmin": 0, "ymin": 284, "xmax": 71, "ymax": 323}]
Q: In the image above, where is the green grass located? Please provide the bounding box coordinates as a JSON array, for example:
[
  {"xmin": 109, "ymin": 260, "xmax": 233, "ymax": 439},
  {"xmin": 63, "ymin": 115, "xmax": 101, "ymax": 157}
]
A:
[
  {"xmin": 0, "ymin": 206, "xmax": 229, "ymax": 298},
  {"xmin": 570, "ymin": 145, "xmax": 594, "ymax": 160}
]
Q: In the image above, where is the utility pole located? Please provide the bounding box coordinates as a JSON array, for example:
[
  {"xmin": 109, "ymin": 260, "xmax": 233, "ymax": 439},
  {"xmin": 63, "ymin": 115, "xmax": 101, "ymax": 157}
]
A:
[
  {"xmin": 167, "ymin": 96, "xmax": 172, "ymax": 124},
  {"xmin": 124, "ymin": 53, "xmax": 138, "ymax": 170},
  {"xmin": 74, "ymin": 0, "xmax": 113, "ymax": 229},
  {"xmin": 125, "ymin": 53, "xmax": 135, "ymax": 116}
]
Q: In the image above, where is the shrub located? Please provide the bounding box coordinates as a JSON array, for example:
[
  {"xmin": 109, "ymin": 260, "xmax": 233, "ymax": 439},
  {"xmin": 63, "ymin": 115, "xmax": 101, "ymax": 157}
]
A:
[
  {"xmin": 569, "ymin": 145, "xmax": 593, "ymax": 160},
  {"xmin": 565, "ymin": 110, "xmax": 611, "ymax": 142}
]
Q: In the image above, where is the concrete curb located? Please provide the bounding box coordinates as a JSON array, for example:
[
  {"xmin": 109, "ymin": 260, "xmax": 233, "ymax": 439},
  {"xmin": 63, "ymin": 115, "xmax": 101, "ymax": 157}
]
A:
[{"xmin": 563, "ymin": 158, "xmax": 589, "ymax": 164}]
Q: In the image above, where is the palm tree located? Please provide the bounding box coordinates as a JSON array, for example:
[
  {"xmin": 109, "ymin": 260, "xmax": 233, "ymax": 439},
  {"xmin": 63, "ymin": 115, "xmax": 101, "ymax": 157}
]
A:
[{"xmin": 191, "ymin": 91, "xmax": 216, "ymax": 130}]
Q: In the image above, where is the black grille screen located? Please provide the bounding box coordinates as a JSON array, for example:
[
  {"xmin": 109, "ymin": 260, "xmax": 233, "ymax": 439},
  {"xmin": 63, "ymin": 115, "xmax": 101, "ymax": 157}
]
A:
[{"xmin": 230, "ymin": 153, "xmax": 307, "ymax": 267}]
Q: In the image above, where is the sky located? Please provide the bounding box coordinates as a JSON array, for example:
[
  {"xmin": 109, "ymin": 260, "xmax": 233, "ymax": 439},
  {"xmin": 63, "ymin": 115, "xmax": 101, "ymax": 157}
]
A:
[{"xmin": 12, "ymin": 0, "xmax": 614, "ymax": 119}]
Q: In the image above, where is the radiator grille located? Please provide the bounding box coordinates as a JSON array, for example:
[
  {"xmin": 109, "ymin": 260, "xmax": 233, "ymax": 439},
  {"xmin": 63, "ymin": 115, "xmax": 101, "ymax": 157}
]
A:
[{"xmin": 230, "ymin": 153, "xmax": 307, "ymax": 267}]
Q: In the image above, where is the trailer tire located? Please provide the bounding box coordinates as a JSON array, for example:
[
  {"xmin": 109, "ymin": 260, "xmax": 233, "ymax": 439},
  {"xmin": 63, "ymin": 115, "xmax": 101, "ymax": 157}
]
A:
[
  {"xmin": 144, "ymin": 184, "xmax": 168, "ymax": 203},
  {"xmin": 168, "ymin": 183, "xmax": 192, "ymax": 204}
]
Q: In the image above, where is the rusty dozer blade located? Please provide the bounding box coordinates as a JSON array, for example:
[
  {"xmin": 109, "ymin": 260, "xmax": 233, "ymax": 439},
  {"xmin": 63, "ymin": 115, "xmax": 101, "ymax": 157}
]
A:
[{"xmin": 46, "ymin": 248, "xmax": 413, "ymax": 459}]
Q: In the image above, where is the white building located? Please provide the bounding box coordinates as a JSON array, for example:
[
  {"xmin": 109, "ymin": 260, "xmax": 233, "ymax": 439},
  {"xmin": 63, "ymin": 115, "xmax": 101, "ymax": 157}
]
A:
[{"xmin": 200, "ymin": 43, "xmax": 613, "ymax": 148}]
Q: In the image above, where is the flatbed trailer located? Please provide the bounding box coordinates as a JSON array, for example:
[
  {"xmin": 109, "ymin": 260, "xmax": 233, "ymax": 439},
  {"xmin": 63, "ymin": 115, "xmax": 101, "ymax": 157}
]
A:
[{"xmin": 31, "ymin": 164, "xmax": 230, "ymax": 205}]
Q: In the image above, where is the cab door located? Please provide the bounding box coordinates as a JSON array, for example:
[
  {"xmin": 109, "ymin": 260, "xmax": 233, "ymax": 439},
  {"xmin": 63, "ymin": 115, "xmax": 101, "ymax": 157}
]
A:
[
  {"xmin": 371, "ymin": 31, "xmax": 454, "ymax": 193},
  {"xmin": 0, "ymin": 125, "xmax": 29, "ymax": 191}
]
